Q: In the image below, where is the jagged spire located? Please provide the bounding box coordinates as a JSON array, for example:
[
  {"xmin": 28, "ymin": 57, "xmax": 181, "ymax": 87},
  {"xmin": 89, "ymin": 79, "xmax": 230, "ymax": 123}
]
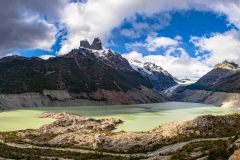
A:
[
  {"xmin": 90, "ymin": 37, "xmax": 102, "ymax": 50},
  {"xmin": 80, "ymin": 39, "xmax": 91, "ymax": 48},
  {"xmin": 79, "ymin": 37, "xmax": 103, "ymax": 50}
]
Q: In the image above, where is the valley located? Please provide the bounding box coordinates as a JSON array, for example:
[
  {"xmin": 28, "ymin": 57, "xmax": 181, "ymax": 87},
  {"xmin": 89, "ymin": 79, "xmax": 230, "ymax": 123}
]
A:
[
  {"xmin": 1, "ymin": 1, "xmax": 240, "ymax": 159},
  {"xmin": 1, "ymin": 110, "xmax": 240, "ymax": 160},
  {"xmin": 0, "ymin": 39, "xmax": 240, "ymax": 159}
]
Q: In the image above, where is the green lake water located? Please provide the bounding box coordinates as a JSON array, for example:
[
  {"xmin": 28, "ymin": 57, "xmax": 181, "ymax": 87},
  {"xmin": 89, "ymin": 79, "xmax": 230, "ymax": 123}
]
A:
[{"xmin": 0, "ymin": 102, "xmax": 239, "ymax": 132}]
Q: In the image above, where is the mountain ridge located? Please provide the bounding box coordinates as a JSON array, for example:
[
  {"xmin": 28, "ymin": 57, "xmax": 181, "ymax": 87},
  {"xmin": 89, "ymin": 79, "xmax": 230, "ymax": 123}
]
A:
[
  {"xmin": 169, "ymin": 60, "xmax": 240, "ymax": 107},
  {"xmin": 0, "ymin": 38, "xmax": 167, "ymax": 108},
  {"xmin": 188, "ymin": 60, "xmax": 240, "ymax": 92}
]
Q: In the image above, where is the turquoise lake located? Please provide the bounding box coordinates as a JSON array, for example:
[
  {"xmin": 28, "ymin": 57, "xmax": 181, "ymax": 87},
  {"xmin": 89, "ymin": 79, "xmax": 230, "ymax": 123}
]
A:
[{"xmin": 0, "ymin": 102, "xmax": 239, "ymax": 132}]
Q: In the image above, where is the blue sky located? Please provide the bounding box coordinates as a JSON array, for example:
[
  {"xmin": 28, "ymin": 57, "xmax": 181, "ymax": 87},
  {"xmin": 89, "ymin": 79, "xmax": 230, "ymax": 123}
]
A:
[
  {"xmin": 110, "ymin": 10, "xmax": 234, "ymax": 57},
  {"xmin": 20, "ymin": 10, "xmax": 232, "ymax": 58},
  {"xmin": 1, "ymin": 0, "xmax": 240, "ymax": 78}
]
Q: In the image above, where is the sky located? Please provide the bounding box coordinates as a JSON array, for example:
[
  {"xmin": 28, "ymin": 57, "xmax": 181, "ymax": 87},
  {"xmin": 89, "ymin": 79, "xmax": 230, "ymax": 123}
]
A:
[{"xmin": 1, "ymin": 0, "xmax": 240, "ymax": 79}]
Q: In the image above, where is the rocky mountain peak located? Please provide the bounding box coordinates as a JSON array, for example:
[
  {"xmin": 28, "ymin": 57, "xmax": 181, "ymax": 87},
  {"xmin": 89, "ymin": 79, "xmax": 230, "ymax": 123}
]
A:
[
  {"xmin": 90, "ymin": 37, "xmax": 103, "ymax": 50},
  {"xmin": 128, "ymin": 60, "xmax": 177, "ymax": 91},
  {"xmin": 79, "ymin": 37, "xmax": 103, "ymax": 50},
  {"xmin": 214, "ymin": 60, "xmax": 239, "ymax": 70},
  {"xmin": 80, "ymin": 40, "xmax": 91, "ymax": 48},
  {"xmin": 143, "ymin": 62, "xmax": 171, "ymax": 76},
  {"xmin": 144, "ymin": 62, "xmax": 163, "ymax": 72}
]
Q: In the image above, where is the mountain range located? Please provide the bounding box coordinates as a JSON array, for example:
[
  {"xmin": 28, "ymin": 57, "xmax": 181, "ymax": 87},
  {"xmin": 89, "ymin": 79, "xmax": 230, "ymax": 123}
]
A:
[
  {"xmin": 188, "ymin": 60, "xmax": 240, "ymax": 92},
  {"xmin": 0, "ymin": 38, "xmax": 176, "ymax": 109},
  {"xmin": 0, "ymin": 38, "xmax": 240, "ymax": 109}
]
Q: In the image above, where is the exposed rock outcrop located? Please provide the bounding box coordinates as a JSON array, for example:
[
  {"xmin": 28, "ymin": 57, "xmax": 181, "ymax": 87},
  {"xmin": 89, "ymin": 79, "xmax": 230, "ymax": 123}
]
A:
[
  {"xmin": 169, "ymin": 89, "xmax": 240, "ymax": 108},
  {"xmin": 229, "ymin": 149, "xmax": 240, "ymax": 160},
  {"xmin": 0, "ymin": 91, "xmax": 104, "ymax": 110},
  {"xmin": 90, "ymin": 37, "xmax": 103, "ymax": 50},
  {"xmin": 80, "ymin": 38, "xmax": 103, "ymax": 50},
  {"xmin": 0, "ymin": 86, "xmax": 163, "ymax": 109},
  {"xmin": 80, "ymin": 39, "xmax": 91, "ymax": 48},
  {"xmin": 39, "ymin": 112, "xmax": 123, "ymax": 132}
]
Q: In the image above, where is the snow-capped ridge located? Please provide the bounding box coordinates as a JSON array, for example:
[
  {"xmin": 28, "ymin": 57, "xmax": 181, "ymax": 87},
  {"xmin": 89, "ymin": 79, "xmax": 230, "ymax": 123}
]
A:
[
  {"xmin": 128, "ymin": 59, "xmax": 171, "ymax": 76},
  {"xmin": 144, "ymin": 62, "xmax": 171, "ymax": 76},
  {"xmin": 129, "ymin": 60, "xmax": 153, "ymax": 75},
  {"xmin": 127, "ymin": 59, "xmax": 177, "ymax": 91}
]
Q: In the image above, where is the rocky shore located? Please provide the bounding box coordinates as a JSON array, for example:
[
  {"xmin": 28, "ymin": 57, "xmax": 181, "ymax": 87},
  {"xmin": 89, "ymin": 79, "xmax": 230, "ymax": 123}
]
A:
[
  {"xmin": 1, "ymin": 112, "xmax": 240, "ymax": 159},
  {"xmin": 6, "ymin": 112, "xmax": 240, "ymax": 154}
]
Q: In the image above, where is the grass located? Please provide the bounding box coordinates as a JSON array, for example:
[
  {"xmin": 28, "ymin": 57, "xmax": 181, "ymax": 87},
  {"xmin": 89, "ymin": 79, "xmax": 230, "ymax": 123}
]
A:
[
  {"xmin": 171, "ymin": 139, "xmax": 237, "ymax": 160},
  {"xmin": 0, "ymin": 142, "xmax": 132, "ymax": 160}
]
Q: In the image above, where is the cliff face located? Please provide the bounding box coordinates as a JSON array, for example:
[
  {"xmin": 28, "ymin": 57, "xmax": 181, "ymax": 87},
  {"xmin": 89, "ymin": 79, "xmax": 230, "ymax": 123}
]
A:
[
  {"xmin": 0, "ymin": 39, "xmax": 165, "ymax": 109},
  {"xmin": 170, "ymin": 89, "xmax": 240, "ymax": 108}
]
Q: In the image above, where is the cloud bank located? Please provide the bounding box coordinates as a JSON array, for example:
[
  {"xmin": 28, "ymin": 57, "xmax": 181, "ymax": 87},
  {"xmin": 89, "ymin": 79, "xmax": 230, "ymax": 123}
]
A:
[
  {"xmin": 0, "ymin": 0, "xmax": 67, "ymax": 56},
  {"xmin": 191, "ymin": 29, "xmax": 240, "ymax": 65},
  {"xmin": 58, "ymin": 0, "xmax": 240, "ymax": 54},
  {"xmin": 1, "ymin": 0, "xmax": 240, "ymax": 55}
]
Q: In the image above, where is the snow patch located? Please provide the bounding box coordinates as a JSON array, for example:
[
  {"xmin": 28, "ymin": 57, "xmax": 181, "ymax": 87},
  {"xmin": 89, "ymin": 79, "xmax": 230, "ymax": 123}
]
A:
[{"xmin": 129, "ymin": 60, "xmax": 153, "ymax": 75}]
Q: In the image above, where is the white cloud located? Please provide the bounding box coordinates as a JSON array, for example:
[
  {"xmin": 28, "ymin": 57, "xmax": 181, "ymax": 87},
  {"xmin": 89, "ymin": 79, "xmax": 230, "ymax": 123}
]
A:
[
  {"xmin": 122, "ymin": 51, "xmax": 144, "ymax": 61},
  {"xmin": 202, "ymin": 0, "xmax": 240, "ymax": 28},
  {"xmin": 126, "ymin": 34, "xmax": 180, "ymax": 52},
  {"xmin": 39, "ymin": 54, "xmax": 55, "ymax": 60},
  {"xmin": 146, "ymin": 34, "xmax": 179, "ymax": 51},
  {"xmin": 191, "ymin": 29, "xmax": 240, "ymax": 65},
  {"xmin": 0, "ymin": 0, "xmax": 240, "ymax": 58},
  {"xmin": 58, "ymin": 0, "xmax": 195, "ymax": 54},
  {"xmin": 122, "ymin": 48, "xmax": 211, "ymax": 79},
  {"xmin": 125, "ymin": 42, "xmax": 146, "ymax": 51},
  {"xmin": 57, "ymin": 0, "xmax": 240, "ymax": 55},
  {"xmin": 123, "ymin": 27, "xmax": 240, "ymax": 79},
  {"xmin": 0, "ymin": 0, "xmax": 239, "ymax": 81},
  {"xmin": 120, "ymin": 29, "xmax": 141, "ymax": 38},
  {"xmin": 120, "ymin": 13, "xmax": 172, "ymax": 39},
  {"xmin": 0, "ymin": 0, "xmax": 62, "ymax": 56}
]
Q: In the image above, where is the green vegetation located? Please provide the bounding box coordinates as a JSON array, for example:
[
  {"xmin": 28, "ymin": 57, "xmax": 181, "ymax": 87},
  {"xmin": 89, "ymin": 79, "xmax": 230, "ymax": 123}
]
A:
[
  {"xmin": 171, "ymin": 140, "xmax": 237, "ymax": 160},
  {"xmin": 23, "ymin": 132, "xmax": 57, "ymax": 142},
  {"xmin": 0, "ymin": 142, "xmax": 126, "ymax": 160},
  {"xmin": 0, "ymin": 131, "xmax": 24, "ymax": 143}
]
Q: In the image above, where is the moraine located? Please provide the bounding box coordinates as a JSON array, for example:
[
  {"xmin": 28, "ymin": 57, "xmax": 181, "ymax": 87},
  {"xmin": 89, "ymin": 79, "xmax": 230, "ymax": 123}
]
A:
[{"xmin": 1, "ymin": 102, "xmax": 240, "ymax": 132}]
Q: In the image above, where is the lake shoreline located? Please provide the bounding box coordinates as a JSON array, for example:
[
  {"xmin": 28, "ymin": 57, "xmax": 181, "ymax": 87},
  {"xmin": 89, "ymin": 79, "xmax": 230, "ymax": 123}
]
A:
[
  {"xmin": 0, "ymin": 102, "xmax": 239, "ymax": 132},
  {"xmin": 1, "ymin": 112, "xmax": 240, "ymax": 159}
]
